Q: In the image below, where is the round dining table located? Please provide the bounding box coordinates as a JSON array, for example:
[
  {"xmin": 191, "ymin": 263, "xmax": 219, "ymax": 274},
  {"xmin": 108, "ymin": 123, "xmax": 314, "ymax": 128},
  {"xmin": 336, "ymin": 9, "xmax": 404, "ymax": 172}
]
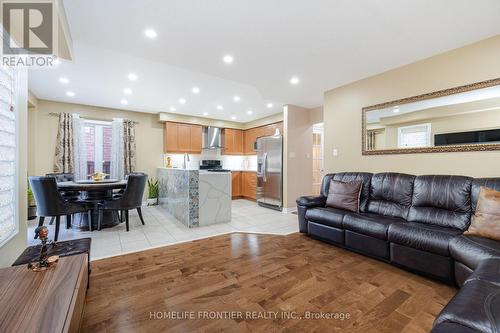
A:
[{"xmin": 57, "ymin": 179, "xmax": 127, "ymax": 231}]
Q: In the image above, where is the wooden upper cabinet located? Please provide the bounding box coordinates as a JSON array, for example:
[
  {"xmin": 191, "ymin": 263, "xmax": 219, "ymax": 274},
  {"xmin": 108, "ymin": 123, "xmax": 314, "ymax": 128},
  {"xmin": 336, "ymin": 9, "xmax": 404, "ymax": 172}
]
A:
[
  {"xmin": 224, "ymin": 129, "xmax": 243, "ymax": 155},
  {"xmin": 164, "ymin": 122, "xmax": 203, "ymax": 153},
  {"xmin": 190, "ymin": 125, "xmax": 202, "ymax": 153},
  {"xmin": 164, "ymin": 122, "xmax": 179, "ymax": 153}
]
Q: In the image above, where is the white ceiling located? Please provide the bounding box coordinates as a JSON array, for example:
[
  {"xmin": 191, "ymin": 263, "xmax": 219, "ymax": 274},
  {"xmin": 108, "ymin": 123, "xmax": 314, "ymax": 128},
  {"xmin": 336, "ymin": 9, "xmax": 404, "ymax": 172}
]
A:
[{"xmin": 28, "ymin": 0, "xmax": 500, "ymax": 122}]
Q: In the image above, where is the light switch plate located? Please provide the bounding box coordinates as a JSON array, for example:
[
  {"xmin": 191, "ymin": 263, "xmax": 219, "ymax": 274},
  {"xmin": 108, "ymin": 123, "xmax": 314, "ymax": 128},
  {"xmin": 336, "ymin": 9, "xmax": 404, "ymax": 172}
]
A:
[{"xmin": 333, "ymin": 149, "xmax": 338, "ymax": 157}]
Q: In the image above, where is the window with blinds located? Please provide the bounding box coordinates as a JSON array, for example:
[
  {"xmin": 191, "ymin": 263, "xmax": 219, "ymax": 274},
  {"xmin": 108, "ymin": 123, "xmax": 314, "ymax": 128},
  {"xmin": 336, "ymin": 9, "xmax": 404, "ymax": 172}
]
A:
[
  {"xmin": 398, "ymin": 123, "xmax": 432, "ymax": 148},
  {"xmin": 0, "ymin": 66, "xmax": 18, "ymax": 246}
]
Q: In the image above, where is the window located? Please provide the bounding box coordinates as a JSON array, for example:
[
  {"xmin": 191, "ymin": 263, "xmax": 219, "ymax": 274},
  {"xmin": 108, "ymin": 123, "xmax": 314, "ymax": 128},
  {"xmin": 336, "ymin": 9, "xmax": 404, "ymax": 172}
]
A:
[
  {"xmin": 398, "ymin": 123, "xmax": 432, "ymax": 148},
  {"xmin": 0, "ymin": 66, "xmax": 18, "ymax": 246},
  {"xmin": 84, "ymin": 120, "xmax": 112, "ymax": 177}
]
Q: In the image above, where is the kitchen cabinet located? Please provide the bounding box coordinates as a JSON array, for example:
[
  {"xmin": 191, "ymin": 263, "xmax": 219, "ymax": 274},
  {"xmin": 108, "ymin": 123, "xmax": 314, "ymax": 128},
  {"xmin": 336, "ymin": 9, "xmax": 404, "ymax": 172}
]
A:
[
  {"xmin": 224, "ymin": 128, "xmax": 244, "ymax": 155},
  {"xmin": 241, "ymin": 171, "xmax": 257, "ymax": 200},
  {"xmin": 163, "ymin": 122, "xmax": 202, "ymax": 153},
  {"xmin": 231, "ymin": 171, "xmax": 242, "ymax": 198},
  {"xmin": 241, "ymin": 122, "xmax": 283, "ymax": 155}
]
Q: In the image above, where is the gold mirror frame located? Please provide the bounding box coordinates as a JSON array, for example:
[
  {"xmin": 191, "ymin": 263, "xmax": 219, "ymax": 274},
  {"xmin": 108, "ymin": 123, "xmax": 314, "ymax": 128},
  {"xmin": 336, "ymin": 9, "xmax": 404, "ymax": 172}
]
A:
[{"xmin": 362, "ymin": 77, "xmax": 500, "ymax": 155}]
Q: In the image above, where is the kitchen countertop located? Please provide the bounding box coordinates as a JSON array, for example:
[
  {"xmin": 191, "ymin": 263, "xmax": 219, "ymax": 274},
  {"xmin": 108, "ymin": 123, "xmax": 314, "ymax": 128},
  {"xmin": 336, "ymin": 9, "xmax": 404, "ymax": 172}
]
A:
[{"xmin": 158, "ymin": 167, "xmax": 257, "ymax": 172}]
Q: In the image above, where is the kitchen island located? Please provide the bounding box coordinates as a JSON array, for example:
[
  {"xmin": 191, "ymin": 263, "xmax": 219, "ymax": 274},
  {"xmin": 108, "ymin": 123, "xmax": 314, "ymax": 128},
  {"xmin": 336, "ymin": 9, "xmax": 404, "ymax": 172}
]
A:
[{"xmin": 157, "ymin": 168, "xmax": 232, "ymax": 227}]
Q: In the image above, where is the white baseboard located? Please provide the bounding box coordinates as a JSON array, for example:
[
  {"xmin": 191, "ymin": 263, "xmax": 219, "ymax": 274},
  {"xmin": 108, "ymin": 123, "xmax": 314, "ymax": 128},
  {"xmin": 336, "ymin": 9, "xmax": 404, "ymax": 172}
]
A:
[{"xmin": 282, "ymin": 207, "xmax": 297, "ymax": 214}]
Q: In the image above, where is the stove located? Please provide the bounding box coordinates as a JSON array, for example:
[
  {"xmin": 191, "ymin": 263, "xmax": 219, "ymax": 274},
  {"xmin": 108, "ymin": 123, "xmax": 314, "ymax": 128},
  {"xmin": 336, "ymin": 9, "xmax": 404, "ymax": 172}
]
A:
[{"xmin": 200, "ymin": 160, "xmax": 225, "ymax": 170}]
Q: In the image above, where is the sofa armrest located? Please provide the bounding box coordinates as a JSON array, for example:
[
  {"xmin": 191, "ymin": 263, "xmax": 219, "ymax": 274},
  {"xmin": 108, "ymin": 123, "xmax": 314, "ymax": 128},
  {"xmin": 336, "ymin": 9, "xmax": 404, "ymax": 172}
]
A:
[{"xmin": 296, "ymin": 196, "xmax": 327, "ymax": 208}]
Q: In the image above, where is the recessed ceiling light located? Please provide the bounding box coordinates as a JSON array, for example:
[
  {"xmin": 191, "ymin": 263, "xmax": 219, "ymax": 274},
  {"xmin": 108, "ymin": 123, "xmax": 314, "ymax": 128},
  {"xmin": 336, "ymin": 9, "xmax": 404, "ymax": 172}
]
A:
[
  {"xmin": 231, "ymin": 115, "xmax": 237, "ymax": 120},
  {"xmin": 290, "ymin": 76, "xmax": 300, "ymax": 85},
  {"xmin": 247, "ymin": 110, "xmax": 253, "ymax": 115},
  {"xmin": 266, "ymin": 103, "xmax": 273, "ymax": 108},
  {"xmin": 66, "ymin": 91, "xmax": 75, "ymax": 97},
  {"xmin": 233, "ymin": 96, "xmax": 240, "ymax": 102},
  {"xmin": 144, "ymin": 28, "xmax": 157, "ymax": 39},
  {"xmin": 217, "ymin": 105, "xmax": 223, "ymax": 110},
  {"xmin": 169, "ymin": 107, "xmax": 176, "ymax": 112},
  {"xmin": 128, "ymin": 73, "xmax": 138, "ymax": 81},
  {"xmin": 52, "ymin": 58, "xmax": 61, "ymax": 66},
  {"xmin": 179, "ymin": 98, "xmax": 186, "ymax": 104},
  {"xmin": 124, "ymin": 88, "xmax": 132, "ymax": 95},
  {"xmin": 203, "ymin": 112, "xmax": 209, "ymax": 116},
  {"xmin": 59, "ymin": 77, "xmax": 69, "ymax": 84},
  {"xmin": 393, "ymin": 108, "xmax": 400, "ymax": 113},
  {"xmin": 192, "ymin": 87, "xmax": 200, "ymax": 94},
  {"xmin": 223, "ymin": 55, "xmax": 234, "ymax": 64},
  {"xmin": 120, "ymin": 99, "xmax": 128, "ymax": 105}
]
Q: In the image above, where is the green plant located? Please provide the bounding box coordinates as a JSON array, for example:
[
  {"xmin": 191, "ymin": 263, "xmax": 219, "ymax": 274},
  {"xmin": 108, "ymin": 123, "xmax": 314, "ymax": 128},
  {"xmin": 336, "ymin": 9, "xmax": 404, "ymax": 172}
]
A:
[
  {"xmin": 27, "ymin": 185, "xmax": 35, "ymax": 206},
  {"xmin": 147, "ymin": 179, "xmax": 159, "ymax": 199}
]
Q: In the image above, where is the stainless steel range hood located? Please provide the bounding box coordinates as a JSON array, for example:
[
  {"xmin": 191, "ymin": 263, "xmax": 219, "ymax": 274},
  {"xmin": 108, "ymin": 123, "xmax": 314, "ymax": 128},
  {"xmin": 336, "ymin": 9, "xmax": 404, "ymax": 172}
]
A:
[{"xmin": 202, "ymin": 126, "xmax": 222, "ymax": 149}]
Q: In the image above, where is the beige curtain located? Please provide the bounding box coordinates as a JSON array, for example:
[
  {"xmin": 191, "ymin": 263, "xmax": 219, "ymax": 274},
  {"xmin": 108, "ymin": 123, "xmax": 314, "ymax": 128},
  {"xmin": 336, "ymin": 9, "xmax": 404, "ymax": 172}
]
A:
[
  {"xmin": 367, "ymin": 130, "xmax": 377, "ymax": 151},
  {"xmin": 123, "ymin": 120, "xmax": 136, "ymax": 174},
  {"xmin": 53, "ymin": 113, "xmax": 74, "ymax": 173}
]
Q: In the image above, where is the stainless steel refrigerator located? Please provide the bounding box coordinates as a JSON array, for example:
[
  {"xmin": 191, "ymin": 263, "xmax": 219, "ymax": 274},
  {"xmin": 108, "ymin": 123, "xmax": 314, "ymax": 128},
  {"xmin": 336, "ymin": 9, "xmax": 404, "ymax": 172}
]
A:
[{"xmin": 256, "ymin": 134, "xmax": 283, "ymax": 211}]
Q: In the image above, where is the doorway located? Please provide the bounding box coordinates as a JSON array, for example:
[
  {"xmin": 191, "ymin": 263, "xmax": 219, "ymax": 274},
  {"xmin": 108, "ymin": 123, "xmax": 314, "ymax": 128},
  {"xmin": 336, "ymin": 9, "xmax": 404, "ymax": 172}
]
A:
[{"xmin": 312, "ymin": 123, "xmax": 324, "ymax": 195}]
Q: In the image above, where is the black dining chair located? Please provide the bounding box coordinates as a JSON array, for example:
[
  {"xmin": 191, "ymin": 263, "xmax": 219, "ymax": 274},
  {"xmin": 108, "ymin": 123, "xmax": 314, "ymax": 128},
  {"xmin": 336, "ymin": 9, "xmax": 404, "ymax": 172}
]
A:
[
  {"xmin": 97, "ymin": 173, "xmax": 148, "ymax": 231},
  {"xmin": 29, "ymin": 176, "xmax": 92, "ymax": 242},
  {"xmin": 45, "ymin": 173, "xmax": 81, "ymax": 226}
]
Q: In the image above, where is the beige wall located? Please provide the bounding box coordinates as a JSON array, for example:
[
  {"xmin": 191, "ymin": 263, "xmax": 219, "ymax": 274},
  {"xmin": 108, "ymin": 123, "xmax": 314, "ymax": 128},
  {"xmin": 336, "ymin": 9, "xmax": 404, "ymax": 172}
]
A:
[
  {"xmin": 0, "ymin": 69, "xmax": 28, "ymax": 268},
  {"xmin": 283, "ymin": 105, "xmax": 314, "ymax": 208},
  {"xmin": 30, "ymin": 100, "xmax": 165, "ymax": 181},
  {"xmin": 324, "ymin": 35, "xmax": 500, "ymax": 177}
]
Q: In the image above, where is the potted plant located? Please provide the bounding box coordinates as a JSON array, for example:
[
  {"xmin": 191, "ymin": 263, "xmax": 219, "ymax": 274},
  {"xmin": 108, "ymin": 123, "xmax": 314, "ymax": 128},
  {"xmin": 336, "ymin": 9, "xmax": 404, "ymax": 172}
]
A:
[
  {"xmin": 147, "ymin": 179, "xmax": 159, "ymax": 206},
  {"xmin": 27, "ymin": 185, "xmax": 37, "ymax": 220}
]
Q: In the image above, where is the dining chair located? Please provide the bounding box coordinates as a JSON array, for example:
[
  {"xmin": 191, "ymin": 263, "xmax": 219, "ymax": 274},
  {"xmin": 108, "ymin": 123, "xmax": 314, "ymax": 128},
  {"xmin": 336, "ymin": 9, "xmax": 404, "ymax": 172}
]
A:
[
  {"xmin": 97, "ymin": 173, "xmax": 148, "ymax": 231},
  {"xmin": 29, "ymin": 176, "xmax": 92, "ymax": 242},
  {"xmin": 45, "ymin": 173, "xmax": 81, "ymax": 227}
]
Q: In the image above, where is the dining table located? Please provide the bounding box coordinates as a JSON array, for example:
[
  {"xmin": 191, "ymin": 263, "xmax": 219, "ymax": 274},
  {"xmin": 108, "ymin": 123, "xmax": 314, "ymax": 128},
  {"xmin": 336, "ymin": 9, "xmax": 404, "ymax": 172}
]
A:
[{"xmin": 57, "ymin": 179, "xmax": 127, "ymax": 231}]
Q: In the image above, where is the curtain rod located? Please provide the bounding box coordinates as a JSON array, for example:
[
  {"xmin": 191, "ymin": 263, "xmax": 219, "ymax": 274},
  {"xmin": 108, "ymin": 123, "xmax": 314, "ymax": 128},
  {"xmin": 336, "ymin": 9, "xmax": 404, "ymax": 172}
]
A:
[{"xmin": 47, "ymin": 112, "xmax": 139, "ymax": 124}]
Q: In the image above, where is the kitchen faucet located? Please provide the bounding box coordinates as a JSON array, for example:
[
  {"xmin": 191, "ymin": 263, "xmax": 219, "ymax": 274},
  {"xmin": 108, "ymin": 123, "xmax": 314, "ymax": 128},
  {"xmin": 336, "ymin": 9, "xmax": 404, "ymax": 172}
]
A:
[{"xmin": 183, "ymin": 153, "xmax": 190, "ymax": 169}]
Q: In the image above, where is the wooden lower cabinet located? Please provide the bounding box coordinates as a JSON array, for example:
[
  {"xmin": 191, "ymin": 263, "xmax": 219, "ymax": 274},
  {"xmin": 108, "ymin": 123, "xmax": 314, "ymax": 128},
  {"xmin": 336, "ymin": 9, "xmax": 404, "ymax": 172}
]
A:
[{"xmin": 232, "ymin": 171, "xmax": 256, "ymax": 200}]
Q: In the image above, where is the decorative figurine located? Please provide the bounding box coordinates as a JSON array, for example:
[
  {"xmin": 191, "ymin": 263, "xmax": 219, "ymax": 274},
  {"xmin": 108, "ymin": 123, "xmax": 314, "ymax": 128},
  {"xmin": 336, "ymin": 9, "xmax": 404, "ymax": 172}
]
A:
[
  {"xmin": 28, "ymin": 226, "xmax": 59, "ymax": 272},
  {"xmin": 165, "ymin": 156, "xmax": 172, "ymax": 168}
]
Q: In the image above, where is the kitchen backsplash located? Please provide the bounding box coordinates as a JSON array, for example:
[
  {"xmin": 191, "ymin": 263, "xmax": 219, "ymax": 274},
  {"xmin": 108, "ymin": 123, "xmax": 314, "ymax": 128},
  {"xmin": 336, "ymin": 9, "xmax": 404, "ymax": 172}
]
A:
[{"xmin": 164, "ymin": 150, "xmax": 257, "ymax": 171}]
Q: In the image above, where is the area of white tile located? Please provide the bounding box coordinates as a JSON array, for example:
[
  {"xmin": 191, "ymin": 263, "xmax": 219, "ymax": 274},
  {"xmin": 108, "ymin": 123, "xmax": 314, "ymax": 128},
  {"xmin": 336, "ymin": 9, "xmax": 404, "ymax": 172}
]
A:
[{"xmin": 26, "ymin": 199, "xmax": 299, "ymax": 261}]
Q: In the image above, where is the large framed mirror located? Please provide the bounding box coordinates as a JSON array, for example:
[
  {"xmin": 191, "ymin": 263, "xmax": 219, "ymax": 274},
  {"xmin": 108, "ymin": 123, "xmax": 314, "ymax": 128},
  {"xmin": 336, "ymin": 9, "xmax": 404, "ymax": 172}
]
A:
[{"xmin": 362, "ymin": 78, "xmax": 500, "ymax": 155}]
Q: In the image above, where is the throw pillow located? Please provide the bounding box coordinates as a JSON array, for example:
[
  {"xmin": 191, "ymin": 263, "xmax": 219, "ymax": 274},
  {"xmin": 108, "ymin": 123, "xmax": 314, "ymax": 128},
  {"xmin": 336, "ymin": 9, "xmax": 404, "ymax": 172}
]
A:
[
  {"xmin": 464, "ymin": 186, "xmax": 500, "ymax": 241},
  {"xmin": 326, "ymin": 180, "xmax": 363, "ymax": 213}
]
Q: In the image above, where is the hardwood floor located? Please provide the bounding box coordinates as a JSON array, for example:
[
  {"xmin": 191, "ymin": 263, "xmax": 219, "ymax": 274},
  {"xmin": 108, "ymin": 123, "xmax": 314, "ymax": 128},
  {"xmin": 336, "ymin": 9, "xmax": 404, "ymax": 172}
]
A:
[{"xmin": 82, "ymin": 233, "xmax": 456, "ymax": 333}]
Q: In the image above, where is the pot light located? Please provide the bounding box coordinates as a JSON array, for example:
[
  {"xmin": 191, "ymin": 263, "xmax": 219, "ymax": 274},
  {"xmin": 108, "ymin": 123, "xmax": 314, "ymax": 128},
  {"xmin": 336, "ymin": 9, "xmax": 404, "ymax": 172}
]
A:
[
  {"xmin": 192, "ymin": 87, "xmax": 200, "ymax": 94},
  {"xmin": 121, "ymin": 99, "xmax": 128, "ymax": 105},
  {"xmin": 52, "ymin": 58, "xmax": 61, "ymax": 66},
  {"xmin": 203, "ymin": 112, "xmax": 209, "ymax": 116},
  {"xmin": 290, "ymin": 76, "xmax": 300, "ymax": 85},
  {"xmin": 233, "ymin": 96, "xmax": 240, "ymax": 102},
  {"xmin": 144, "ymin": 28, "xmax": 157, "ymax": 39},
  {"xmin": 247, "ymin": 110, "xmax": 253, "ymax": 115},
  {"xmin": 231, "ymin": 115, "xmax": 237, "ymax": 120},
  {"xmin": 128, "ymin": 73, "xmax": 138, "ymax": 81},
  {"xmin": 223, "ymin": 55, "xmax": 234, "ymax": 64},
  {"xmin": 266, "ymin": 103, "xmax": 273, "ymax": 108},
  {"xmin": 393, "ymin": 108, "xmax": 400, "ymax": 113},
  {"xmin": 59, "ymin": 77, "xmax": 69, "ymax": 84},
  {"xmin": 66, "ymin": 91, "xmax": 75, "ymax": 97},
  {"xmin": 169, "ymin": 107, "xmax": 176, "ymax": 112},
  {"xmin": 124, "ymin": 88, "xmax": 133, "ymax": 95},
  {"xmin": 179, "ymin": 98, "xmax": 186, "ymax": 104},
  {"xmin": 217, "ymin": 105, "xmax": 223, "ymax": 110}
]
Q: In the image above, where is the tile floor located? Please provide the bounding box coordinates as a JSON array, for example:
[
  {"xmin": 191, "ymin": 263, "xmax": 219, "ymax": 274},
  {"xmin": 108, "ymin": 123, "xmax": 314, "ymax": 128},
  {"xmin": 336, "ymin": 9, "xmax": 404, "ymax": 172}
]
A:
[{"xmin": 27, "ymin": 200, "xmax": 299, "ymax": 261}]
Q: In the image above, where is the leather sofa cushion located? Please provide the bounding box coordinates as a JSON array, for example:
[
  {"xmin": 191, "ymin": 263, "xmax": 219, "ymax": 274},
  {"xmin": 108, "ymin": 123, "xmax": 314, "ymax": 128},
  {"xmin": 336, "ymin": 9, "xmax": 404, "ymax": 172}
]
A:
[
  {"xmin": 431, "ymin": 322, "xmax": 481, "ymax": 333},
  {"xmin": 320, "ymin": 174, "xmax": 335, "ymax": 197},
  {"xmin": 472, "ymin": 178, "xmax": 500, "ymax": 213},
  {"xmin": 343, "ymin": 213, "xmax": 405, "ymax": 240},
  {"xmin": 434, "ymin": 280, "xmax": 500, "ymax": 333},
  {"xmin": 330, "ymin": 173, "xmax": 373, "ymax": 212},
  {"xmin": 464, "ymin": 187, "xmax": 500, "ymax": 241},
  {"xmin": 408, "ymin": 175, "xmax": 473, "ymax": 230},
  {"xmin": 388, "ymin": 222, "xmax": 462, "ymax": 256},
  {"xmin": 450, "ymin": 235, "xmax": 500, "ymax": 270},
  {"xmin": 366, "ymin": 173, "xmax": 415, "ymax": 219},
  {"xmin": 326, "ymin": 180, "xmax": 362, "ymax": 213},
  {"xmin": 296, "ymin": 195, "xmax": 326, "ymax": 208},
  {"xmin": 305, "ymin": 207, "xmax": 349, "ymax": 229},
  {"xmin": 464, "ymin": 259, "xmax": 500, "ymax": 286}
]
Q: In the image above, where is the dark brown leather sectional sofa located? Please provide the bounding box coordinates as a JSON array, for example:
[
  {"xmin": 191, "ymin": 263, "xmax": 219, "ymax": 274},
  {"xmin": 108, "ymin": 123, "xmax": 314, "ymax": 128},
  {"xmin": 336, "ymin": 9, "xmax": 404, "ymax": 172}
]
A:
[{"xmin": 296, "ymin": 172, "xmax": 500, "ymax": 333}]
